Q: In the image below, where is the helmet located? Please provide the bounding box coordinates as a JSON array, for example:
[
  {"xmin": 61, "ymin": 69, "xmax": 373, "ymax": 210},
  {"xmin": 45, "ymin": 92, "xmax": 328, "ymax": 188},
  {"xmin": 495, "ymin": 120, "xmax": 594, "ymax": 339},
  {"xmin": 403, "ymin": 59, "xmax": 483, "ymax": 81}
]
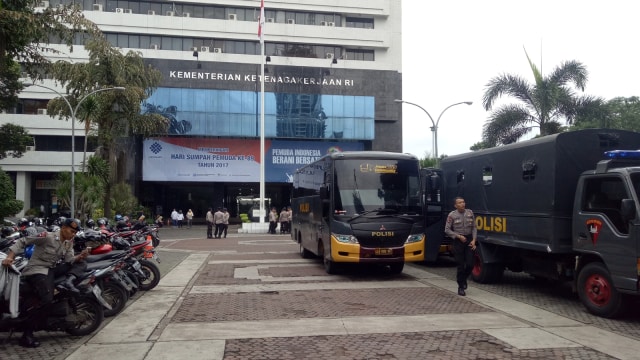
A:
[
  {"xmin": 116, "ymin": 220, "xmax": 128, "ymax": 230},
  {"xmin": 24, "ymin": 227, "xmax": 38, "ymax": 236},
  {"xmin": 19, "ymin": 218, "xmax": 30, "ymax": 228},
  {"xmin": 111, "ymin": 236, "xmax": 130, "ymax": 251},
  {"xmin": 86, "ymin": 219, "xmax": 96, "ymax": 229},
  {"xmin": 62, "ymin": 218, "xmax": 81, "ymax": 232},
  {"xmin": 114, "ymin": 214, "xmax": 123, "ymax": 222},
  {"xmin": 97, "ymin": 218, "xmax": 107, "ymax": 227},
  {"xmin": 1, "ymin": 227, "xmax": 14, "ymax": 238}
]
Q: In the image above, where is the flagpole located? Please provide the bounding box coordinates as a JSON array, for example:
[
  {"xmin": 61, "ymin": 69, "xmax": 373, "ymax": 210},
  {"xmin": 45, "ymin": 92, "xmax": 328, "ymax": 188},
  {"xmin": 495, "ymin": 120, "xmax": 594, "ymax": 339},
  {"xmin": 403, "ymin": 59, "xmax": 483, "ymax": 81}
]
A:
[{"xmin": 259, "ymin": 0, "xmax": 266, "ymax": 224}]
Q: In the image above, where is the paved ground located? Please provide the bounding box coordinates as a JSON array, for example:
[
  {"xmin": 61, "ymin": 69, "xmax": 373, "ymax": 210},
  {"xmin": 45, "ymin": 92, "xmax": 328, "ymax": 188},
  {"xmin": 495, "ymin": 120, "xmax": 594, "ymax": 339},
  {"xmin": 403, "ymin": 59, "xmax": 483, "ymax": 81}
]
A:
[{"xmin": 2, "ymin": 224, "xmax": 639, "ymax": 359}]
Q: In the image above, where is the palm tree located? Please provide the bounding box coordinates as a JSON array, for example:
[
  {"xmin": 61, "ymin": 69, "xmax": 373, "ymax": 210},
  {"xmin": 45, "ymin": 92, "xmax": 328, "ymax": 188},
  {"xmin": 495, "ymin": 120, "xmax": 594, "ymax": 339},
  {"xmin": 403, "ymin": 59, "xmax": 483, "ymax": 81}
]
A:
[
  {"xmin": 481, "ymin": 49, "xmax": 593, "ymax": 146},
  {"xmin": 47, "ymin": 35, "xmax": 168, "ymax": 218}
]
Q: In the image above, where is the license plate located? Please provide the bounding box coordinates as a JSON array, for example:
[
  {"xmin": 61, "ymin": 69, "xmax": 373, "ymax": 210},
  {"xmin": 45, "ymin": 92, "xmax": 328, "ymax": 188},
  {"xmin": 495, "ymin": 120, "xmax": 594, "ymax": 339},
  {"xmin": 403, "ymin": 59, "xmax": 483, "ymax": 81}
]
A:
[{"xmin": 374, "ymin": 248, "xmax": 392, "ymax": 255}]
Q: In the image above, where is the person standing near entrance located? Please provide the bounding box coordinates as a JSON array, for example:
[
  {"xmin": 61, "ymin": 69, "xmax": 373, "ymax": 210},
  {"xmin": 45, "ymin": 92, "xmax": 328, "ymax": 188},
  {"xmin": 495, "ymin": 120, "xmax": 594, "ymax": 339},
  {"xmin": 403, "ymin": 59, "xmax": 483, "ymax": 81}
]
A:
[
  {"xmin": 206, "ymin": 208, "xmax": 214, "ymax": 238},
  {"xmin": 213, "ymin": 207, "xmax": 224, "ymax": 238},
  {"xmin": 268, "ymin": 207, "xmax": 278, "ymax": 234},
  {"xmin": 221, "ymin": 208, "xmax": 230, "ymax": 238},
  {"xmin": 444, "ymin": 197, "xmax": 477, "ymax": 296},
  {"xmin": 186, "ymin": 209, "xmax": 194, "ymax": 228},
  {"xmin": 170, "ymin": 208, "xmax": 178, "ymax": 228}
]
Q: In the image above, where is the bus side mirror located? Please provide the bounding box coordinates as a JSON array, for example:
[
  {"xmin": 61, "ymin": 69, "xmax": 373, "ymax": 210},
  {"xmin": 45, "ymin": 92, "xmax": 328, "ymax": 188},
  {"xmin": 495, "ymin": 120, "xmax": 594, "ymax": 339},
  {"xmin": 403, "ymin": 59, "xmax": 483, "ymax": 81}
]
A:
[{"xmin": 621, "ymin": 199, "xmax": 636, "ymax": 221}]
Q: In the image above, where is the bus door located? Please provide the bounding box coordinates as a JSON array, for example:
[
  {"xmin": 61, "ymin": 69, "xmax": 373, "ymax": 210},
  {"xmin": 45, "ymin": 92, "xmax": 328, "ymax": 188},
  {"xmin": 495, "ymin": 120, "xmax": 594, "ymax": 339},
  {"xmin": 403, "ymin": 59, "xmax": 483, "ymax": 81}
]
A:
[{"xmin": 422, "ymin": 168, "xmax": 446, "ymax": 262}]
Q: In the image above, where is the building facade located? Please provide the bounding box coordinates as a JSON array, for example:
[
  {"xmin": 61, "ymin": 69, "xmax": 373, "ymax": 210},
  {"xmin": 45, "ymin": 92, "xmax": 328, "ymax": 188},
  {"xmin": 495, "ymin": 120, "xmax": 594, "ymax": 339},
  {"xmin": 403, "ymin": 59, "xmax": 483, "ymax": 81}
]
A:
[{"xmin": 0, "ymin": 0, "xmax": 403, "ymax": 222}]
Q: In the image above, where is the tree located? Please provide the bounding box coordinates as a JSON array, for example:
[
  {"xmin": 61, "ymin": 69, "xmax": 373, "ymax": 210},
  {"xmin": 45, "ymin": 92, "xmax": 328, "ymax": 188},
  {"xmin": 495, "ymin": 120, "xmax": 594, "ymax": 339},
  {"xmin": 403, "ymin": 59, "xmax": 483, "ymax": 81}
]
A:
[
  {"xmin": 481, "ymin": 49, "xmax": 595, "ymax": 146},
  {"xmin": 419, "ymin": 151, "xmax": 437, "ymax": 168},
  {"xmin": 470, "ymin": 141, "xmax": 490, "ymax": 151},
  {"xmin": 0, "ymin": 166, "xmax": 23, "ymax": 218},
  {"xmin": 0, "ymin": 2, "xmax": 98, "ymax": 111},
  {"xmin": 572, "ymin": 96, "xmax": 640, "ymax": 131},
  {"xmin": 47, "ymin": 35, "xmax": 168, "ymax": 218},
  {"xmin": 0, "ymin": 123, "xmax": 33, "ymax": 159}
]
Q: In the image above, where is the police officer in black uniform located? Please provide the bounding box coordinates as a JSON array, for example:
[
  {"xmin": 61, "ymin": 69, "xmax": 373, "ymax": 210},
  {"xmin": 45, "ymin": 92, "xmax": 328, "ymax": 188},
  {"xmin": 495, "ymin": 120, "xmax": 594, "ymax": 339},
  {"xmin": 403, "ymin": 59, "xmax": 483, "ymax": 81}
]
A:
[{"xmin": 444, "ymin": 197, "xmax": 477, "ymax": 296}]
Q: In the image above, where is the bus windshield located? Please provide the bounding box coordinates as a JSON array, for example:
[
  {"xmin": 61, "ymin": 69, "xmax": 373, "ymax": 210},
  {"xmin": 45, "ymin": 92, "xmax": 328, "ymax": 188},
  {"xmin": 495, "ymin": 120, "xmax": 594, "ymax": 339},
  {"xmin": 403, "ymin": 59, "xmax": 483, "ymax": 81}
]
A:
[{"xmin": 333, "ymin": 159, "xmax": 422, "ymax": 216}]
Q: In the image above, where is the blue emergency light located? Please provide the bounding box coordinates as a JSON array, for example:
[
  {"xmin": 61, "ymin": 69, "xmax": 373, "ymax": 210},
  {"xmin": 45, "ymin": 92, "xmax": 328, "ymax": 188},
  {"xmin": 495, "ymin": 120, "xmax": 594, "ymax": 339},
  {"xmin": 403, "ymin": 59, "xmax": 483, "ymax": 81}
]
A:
[{"xmin": 604, "ymin": 150, "xmax": 640, "ymax": 159}]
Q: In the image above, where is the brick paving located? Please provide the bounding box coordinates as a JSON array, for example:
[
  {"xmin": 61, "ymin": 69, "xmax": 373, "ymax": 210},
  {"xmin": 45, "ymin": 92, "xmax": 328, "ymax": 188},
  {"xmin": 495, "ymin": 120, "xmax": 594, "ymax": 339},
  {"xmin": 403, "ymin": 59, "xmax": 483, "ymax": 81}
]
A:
[
  {"xmin": 3, "ymin": 226, "xmax": 639, "ymax": 359},
  {"xmin": 224, "ymin": 331, "xmax": 615, "ymax": 360},
  {"xmin": 423, "ymin": 256, "xmax": 640, "ymax": 341},
  {"xmin": 173, "ymin": 287, "xmax": 491, "ymax": 322}
]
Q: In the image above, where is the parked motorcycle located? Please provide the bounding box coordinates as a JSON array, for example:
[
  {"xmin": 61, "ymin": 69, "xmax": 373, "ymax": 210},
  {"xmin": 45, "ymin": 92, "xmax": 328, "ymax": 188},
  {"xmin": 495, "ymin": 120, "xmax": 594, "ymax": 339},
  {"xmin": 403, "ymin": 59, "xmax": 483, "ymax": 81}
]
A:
[{"xmin": 0, "ymin": 254, "xmax": 108, "ymax": 339}]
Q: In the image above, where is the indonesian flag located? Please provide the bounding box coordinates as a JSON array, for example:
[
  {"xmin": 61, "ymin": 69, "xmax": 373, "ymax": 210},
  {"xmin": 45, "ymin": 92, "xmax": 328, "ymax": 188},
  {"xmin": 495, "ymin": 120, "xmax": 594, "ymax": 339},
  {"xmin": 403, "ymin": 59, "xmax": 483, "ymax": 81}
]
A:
[{"xmin": 258, "ymin": 0, "xmax": 265, "ymax": 42}]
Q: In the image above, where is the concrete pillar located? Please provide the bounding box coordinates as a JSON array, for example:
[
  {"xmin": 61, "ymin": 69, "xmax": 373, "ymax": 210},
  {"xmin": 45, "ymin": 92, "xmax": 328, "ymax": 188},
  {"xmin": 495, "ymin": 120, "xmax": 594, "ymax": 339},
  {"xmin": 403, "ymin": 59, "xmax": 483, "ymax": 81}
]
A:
[{"xmin": 14, "ymin": 171, "xmax": 32, "ymax": 217}]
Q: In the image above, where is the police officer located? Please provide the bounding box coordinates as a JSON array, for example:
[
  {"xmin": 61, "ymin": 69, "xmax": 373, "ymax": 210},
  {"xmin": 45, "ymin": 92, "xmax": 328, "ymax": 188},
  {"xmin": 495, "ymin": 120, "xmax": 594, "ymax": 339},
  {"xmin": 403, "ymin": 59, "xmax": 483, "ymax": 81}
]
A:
[
  {"xmin": 444, "ymin": 197, "xmax": 477, "ymax": 296},
  {"xmin": 1, "ymin": 218, "xmax": 89, "ymax": 347}
]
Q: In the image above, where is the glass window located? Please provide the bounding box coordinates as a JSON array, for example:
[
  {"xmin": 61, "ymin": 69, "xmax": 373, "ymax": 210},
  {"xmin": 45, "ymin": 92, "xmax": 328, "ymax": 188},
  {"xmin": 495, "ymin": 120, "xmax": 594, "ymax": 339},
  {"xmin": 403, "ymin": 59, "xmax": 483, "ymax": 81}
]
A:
[
  {"xmin": 127, "ymin": 1, "xmax": 139, "ymax": 13},
  {"xmin": 117, "ymin": 33, "xmax": 128, "ymax": 48},
  {"xmin": 129, "ymin": 35, "xmax": 139, "ymax": 48},
  {"xmin": 192, "ymin": 5, "xmax": 203, "ymax": 18},
  {"xmin": 106, "ymin": 33, "xmax": 117, "ymax": 46},
  {"xmin": 583, "ymin": 176, "xmax": 629, "ymax": 233},
  {"xmin": 144, "ymin": 88, "xmax": 373, "ymax": 140}
]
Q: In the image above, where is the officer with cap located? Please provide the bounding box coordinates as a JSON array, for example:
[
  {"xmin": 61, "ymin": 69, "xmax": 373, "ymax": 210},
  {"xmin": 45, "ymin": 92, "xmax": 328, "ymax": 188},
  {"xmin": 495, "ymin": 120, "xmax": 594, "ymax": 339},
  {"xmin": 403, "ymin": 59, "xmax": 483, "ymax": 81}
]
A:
[
  {"xmin": 444, "ymin": 197, "xmax": 477, "ymax": 296},
  {"xmin": 1, "ymin": 218, "xmax": 89, "ymax": 348}
]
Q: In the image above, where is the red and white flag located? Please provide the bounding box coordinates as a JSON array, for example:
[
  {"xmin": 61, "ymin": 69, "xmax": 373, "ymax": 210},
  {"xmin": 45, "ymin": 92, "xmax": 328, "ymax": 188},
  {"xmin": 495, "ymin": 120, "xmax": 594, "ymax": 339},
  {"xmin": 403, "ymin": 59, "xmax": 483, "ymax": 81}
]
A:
[{"xmin": 258, "ymin": 0, "xmax": 265, "ymax": 42}]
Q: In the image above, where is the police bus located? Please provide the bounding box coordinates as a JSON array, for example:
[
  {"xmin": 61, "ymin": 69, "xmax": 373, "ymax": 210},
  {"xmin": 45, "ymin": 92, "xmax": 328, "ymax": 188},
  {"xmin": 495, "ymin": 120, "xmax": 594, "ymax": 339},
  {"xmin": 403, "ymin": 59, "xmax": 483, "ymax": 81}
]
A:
[{"xmin": 291, "ymin": 151, "xmax": 425, "ymax": 274}]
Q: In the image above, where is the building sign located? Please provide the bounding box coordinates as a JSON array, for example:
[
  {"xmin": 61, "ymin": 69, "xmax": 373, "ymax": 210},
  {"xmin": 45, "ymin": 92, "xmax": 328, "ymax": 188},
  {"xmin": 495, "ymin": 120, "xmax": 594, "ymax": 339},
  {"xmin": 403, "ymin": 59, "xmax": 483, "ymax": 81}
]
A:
[
  {"xmin": 142, "ymin": 138, "xmax": 362, "ymax": 183},
  {"xmin": 35, "ymin": 180, "xmax": 58, "ymax": 189}
]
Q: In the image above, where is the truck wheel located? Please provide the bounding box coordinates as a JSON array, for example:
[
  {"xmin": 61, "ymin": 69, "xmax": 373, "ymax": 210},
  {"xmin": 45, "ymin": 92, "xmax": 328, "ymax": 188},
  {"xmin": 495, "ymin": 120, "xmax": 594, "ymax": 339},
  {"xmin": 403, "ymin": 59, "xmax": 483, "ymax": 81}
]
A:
[
  {"xmin": 577, "ymin": 262, "xmax": 624, "ymax": 318},
  {"xmin": 471, "ymin": 247, "xmax": 503, "ymax": 283}
]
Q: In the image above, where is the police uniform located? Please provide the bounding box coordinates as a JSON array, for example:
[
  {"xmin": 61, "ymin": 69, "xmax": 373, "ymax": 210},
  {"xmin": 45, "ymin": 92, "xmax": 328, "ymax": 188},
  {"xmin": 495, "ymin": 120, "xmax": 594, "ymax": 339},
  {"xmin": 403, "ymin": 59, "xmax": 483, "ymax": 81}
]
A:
[
  {"xmin": 9, "ymin": 230, "xmax": 77, "ymax": 303},
  {"xmin": 444, "ymin": 209, "xmax": 477, "ymax": 292}
]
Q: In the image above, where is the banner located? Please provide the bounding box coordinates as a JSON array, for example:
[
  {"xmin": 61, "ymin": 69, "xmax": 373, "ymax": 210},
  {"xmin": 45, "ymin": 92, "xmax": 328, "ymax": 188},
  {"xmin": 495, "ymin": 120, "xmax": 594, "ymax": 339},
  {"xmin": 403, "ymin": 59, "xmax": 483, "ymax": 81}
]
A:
[{"xmin": 143, "ymin": 138, "xmax": 363, "ymax": 182}]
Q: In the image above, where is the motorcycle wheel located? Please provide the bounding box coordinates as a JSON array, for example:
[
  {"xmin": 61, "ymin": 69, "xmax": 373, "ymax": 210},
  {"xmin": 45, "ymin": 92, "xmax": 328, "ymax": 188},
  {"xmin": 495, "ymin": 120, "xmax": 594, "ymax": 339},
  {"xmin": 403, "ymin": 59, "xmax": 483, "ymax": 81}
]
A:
[
  {"xmin": 123, "ymin": 269, "xmax": 140, "ymax": 297},
  {"xmin": 66, "ymin": 296, "xmax": 105, "ymax": 336},
  {"xmin": 137, "ymin": 259, "xmax": 161, "ymax": 291},
  {"xmin": 101, "ymin": 282, "xmax": 129, "ymax": 317}
]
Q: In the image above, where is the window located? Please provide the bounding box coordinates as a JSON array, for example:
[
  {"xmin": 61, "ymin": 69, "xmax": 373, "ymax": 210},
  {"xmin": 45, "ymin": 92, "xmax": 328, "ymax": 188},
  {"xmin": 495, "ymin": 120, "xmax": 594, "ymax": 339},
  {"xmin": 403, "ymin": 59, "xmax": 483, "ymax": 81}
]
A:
[
  {"xmin": 346, "ymin": 17, "xmax": 373, "ymax": 29},
  {"xmin": 583, "ymin": 176, "xmax": 629, "ymax": 233},
  {"xmin": 482, "ymin": 166, "xmax": 492, "ymax": 185},
  {"xmin": 522, "ymin": 160, "xmax": 537, "ymax": 182}
]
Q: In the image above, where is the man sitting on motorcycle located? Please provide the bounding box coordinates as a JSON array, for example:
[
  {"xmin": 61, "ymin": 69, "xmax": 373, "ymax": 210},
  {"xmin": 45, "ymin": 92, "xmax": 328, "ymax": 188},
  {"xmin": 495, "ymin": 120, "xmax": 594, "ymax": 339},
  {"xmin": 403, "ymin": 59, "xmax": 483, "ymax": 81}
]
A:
[{"xmin": 1, "ymin": 218, "xmax": 89, "ymax": 348}]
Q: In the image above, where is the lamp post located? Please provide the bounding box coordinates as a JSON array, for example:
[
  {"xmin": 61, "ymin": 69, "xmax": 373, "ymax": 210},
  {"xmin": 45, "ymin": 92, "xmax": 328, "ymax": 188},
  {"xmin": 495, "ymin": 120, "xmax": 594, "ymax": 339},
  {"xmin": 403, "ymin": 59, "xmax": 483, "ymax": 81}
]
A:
[
  {"xmin": 26, "ymin": 84, "xmax": 125, "ymax": 218},
  {"xmin": 394, "ymin": 99, "xmax": 472, "ymax": 166}
]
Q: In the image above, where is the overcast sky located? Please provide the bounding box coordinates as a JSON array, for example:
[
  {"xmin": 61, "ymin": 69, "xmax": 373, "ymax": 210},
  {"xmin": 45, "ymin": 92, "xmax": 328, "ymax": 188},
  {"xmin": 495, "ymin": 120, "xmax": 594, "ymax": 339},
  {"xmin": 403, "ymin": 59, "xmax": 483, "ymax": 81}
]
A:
[{"xmin": 400, "ymin": 1, "xmax": 640, "ymax": 158}]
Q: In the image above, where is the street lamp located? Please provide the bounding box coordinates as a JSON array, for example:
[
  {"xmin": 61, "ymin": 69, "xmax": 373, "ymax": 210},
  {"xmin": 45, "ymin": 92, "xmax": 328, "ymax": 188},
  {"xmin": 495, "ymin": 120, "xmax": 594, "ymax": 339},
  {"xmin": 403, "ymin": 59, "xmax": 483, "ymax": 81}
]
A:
[
  {"xmin": 26, "ymin": 83, "xmax": 125, "ymax": 218},
  {"xmin": 394, "ymin": 99, "xmax": 472, "ymax": 165}
]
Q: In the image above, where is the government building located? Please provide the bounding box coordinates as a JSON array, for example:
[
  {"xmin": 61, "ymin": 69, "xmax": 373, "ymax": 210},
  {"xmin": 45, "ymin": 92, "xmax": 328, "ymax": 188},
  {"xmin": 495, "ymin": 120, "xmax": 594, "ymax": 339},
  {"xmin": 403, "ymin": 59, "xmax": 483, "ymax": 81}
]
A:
[{"xmin": 0, "ymin": 0, "xmax": 403, "ymax": 222}]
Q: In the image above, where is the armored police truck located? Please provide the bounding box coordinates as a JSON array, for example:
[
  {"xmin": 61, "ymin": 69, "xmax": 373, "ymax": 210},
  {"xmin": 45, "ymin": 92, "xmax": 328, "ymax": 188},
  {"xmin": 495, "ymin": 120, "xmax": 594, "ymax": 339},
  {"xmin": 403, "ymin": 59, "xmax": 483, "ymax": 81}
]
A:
[{"xmin": 427, "ymin": 129, "xmax": 640, "ymax": 318}]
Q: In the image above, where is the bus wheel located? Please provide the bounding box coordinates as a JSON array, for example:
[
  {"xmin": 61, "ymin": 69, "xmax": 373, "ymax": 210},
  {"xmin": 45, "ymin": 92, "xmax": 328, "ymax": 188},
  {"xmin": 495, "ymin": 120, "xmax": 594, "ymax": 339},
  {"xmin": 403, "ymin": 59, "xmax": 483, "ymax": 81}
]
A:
[
  {"xmin": 577, "ymin": 262, "xmax": 624, "ymax": 318},
  {"xmin": 324, "ymin": 256, "xmax": 339, "ymax": 274},
  {"xmin": 388, "ymin": 262, "xmax": 404, "ymax": 274},
  {"xmin": 299, "ymin": 243, "xmax": 313, "ymax": 259}
]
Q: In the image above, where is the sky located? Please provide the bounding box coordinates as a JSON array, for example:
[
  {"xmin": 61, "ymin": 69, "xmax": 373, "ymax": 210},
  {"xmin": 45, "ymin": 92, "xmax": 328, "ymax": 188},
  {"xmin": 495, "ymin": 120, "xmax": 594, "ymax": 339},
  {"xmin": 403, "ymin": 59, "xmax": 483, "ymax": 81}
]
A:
[{"xmin": 400, "ymin": 1, "xmax": 640, "ymax": 158}]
